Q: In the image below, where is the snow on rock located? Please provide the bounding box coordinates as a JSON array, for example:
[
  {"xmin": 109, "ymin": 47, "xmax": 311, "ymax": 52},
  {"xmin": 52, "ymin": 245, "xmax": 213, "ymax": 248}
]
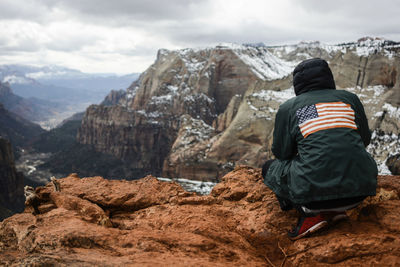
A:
[
  {"xmin": 244, "ymin": 88, "xmax": 296, "ymax": 121},
  {"xmin": 382, "ymin": 102, "xmax": 400, "ymax": 118},
  {"xmin": 229, "ymin": 45, "xmax": 296, "ymax": 80},
  {"xmin": 126, "ymin": 86, "xmax": 139, "ymax": 100},
  {"xmin": 183, "ymin": 93, "xmax": 214, "ymax": 105},
  {"xmin": 149, "ymin": 94, "xmax": 173, "ymax": 105},
  {"xmin": 344, "ymin": 85, "xmax": 388, "ymax": 105},
  {"xmin": 176, "ymin": 48, "xmax": 210, "ymax": 74},
  {"xmin": 136, "ymin": 110, "xmax": 162, "ymax": 118},
  {"xmin": 157, "ymin": 177, "xmax": 216, "ymax": 195},
  {"xmin": 251, "ymin": 87, "xmax": 295, "ymax": 103},
  {"xmin": 281, "ymin": 41, "xmax": 346, "ymax": 56},
  {"xmin": 268, "ymin": 41, "xmax": 346, "ymax": 62},
  {"xmin": 368, "ymin": 131, "xmax": 400, "ymax": 175},
  {"xmin": 175, "ymin": 43, "xmax": 297, "ymax": 81},
  {"xmin": 179, "ymin": 115, "xmax": 215, "ymax": 146},
  {"xmin": 267, "ymin": 38, "xmax": 400, "ymax": 63},
  {"xmin": 342, "ymin": 37, "xmax": 400, "ymax": 58}
]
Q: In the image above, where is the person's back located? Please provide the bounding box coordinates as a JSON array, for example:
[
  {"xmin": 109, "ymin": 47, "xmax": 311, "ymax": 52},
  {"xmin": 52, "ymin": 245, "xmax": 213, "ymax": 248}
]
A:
[{"xmin": 263, "ymin": 58, "xmax": 377, "ymax": 240}]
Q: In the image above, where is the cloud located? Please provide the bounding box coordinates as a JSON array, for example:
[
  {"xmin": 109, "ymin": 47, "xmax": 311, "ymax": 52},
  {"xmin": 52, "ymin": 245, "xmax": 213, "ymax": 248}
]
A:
[
  {"xmin": 294, "ymin": 0, "xmax": 400, "ymax": 16},
  {"xmin": 30, "ymin": 0, "xmax": 212, "ymax": 26},
  {"xmin": 165, "ymin": 21, "xmax": 297, "ymax": 47},
  {"xmin": 0, "ymin": 0, "xmax": 51, "ymax": 21},
  {"xmin": 289, "ymin": 0, "xmax": 400, "ymax": 40},
  {"xmin": 0, "ymin": 0, "xmax": 399, "ymax": 74}
]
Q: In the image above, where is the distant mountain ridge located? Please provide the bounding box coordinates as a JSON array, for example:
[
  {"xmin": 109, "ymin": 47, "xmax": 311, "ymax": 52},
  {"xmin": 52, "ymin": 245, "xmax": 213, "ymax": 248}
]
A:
[
  {"xmin": 0, "ymin": 64, "xmax": 139, "ymax": 88},
  {"xmin": 0, "ymin": 81, "xmax": 59, "ymax": 124},
  {"xmin": 0, "ymin": 64, "xmax": 140, "ymax": 129}
]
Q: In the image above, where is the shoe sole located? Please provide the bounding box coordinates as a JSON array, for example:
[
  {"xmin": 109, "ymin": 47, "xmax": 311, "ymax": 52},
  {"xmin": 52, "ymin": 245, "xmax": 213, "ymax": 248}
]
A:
[{"xmin": 289, "ymin": 221, "xmax": 328, "ymax": 241}]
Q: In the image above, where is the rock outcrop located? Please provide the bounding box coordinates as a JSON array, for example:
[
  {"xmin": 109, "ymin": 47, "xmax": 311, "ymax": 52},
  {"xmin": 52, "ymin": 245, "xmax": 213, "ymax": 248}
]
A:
[
  {"xmin": 101, "ymin": 89, "xmax": 127, "ymax": 106},
  {"xmin": 0, "ymin": 138, "xmax": 24, "ymax": 220},
  {"xmin": 387, "ymin": 154, "xmax": 400, "ymax": 175},
  {"xmin": 77, "ymin": 47, "xmax": 273, "ymax": 179},
  {"xmin": 0, "ymin": 166, "xmax": 399, "ymax": 266},
  {"xmin": 74, "ymin": 38, "xmax": 400, "ymax": 180}
]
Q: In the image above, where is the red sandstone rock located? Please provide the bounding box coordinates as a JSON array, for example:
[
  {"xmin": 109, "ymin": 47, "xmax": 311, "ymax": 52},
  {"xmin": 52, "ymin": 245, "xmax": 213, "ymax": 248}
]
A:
[{"xmin": 1, "ymin": 166, "xmax": 400, "ymax": 266}]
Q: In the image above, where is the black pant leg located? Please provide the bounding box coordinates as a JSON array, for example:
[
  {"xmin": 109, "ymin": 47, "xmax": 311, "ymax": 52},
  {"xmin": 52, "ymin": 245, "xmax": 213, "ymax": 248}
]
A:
[
  {"xmin": 262, "ymin": 159, "xmax": 276, "ymax": 178},
  {"xmin": 276, "ymin": 195, "xmax": 294, "ymax": 211}
]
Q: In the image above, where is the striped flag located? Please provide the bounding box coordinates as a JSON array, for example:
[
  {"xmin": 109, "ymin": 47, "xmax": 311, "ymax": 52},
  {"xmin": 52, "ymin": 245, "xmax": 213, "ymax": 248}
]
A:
[{"xmin": 296, "ymin": 102, "xmax": 357, "ymax": 138}]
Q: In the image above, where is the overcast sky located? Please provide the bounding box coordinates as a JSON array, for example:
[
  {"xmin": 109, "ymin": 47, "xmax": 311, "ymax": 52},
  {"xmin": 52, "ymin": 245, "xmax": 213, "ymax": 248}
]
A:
[{"xmin": 1, "ymin": 0, "xmax": 399, "ymax": 74}]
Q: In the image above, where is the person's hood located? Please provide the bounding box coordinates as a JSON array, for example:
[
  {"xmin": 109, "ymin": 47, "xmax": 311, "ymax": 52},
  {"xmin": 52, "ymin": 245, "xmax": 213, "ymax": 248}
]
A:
[{"xmin": 293, "ymin": 58, "xmax": 336, "ymax": 96}]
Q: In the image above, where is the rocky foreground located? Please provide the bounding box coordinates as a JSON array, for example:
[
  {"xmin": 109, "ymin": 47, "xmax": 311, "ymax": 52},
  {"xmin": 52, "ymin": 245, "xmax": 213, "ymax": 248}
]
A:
[{"xmin": 0, "ymin": 166, "xmax": 399, "ymax": 266}]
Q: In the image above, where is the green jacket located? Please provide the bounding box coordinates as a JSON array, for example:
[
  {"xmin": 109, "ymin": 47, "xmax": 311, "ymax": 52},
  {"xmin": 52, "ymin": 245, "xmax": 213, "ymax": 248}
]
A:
[{"xmin": 264, "ymin": 89, "xmax": 377, "ymax": 204}]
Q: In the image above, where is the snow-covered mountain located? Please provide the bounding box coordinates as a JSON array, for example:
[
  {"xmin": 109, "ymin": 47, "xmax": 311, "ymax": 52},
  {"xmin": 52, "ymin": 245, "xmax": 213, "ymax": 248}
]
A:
[
  {"xmin": 76, "ymin": 37, "xmax": 400, "ymax": 179},
  {"xmin": 19, "ymin": 37, "xmax": 400, "ymax": 183}
]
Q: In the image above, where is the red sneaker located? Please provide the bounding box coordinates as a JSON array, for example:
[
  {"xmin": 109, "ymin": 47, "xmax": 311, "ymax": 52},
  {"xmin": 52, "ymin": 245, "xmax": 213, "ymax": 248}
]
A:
[{"xmin": 288, "ymin": 214, "xmax": 328, "ymax": 240}]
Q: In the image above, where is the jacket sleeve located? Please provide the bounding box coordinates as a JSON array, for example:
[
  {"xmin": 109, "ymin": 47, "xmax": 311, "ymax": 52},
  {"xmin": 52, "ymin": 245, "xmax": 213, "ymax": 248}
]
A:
[
  {"xmin": 352, "ymin": 94, "xmax": 371, "ymax": 147},
  {"xmin": 271, "ymin": 104, "xmax": 297, "ymax": 160}
]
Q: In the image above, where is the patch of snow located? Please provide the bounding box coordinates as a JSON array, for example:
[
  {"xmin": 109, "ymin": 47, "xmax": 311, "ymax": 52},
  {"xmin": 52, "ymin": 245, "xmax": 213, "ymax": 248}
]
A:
[
  {"xmin": 344, "ymin": 86, "xmax": 388, "ymax": 105},
  {"xmin": 179, "ymin": 116, "xmax": 215, "ymax": 146},
  {"xmin": 232, "ymin": 46, "xmax": 296, "ymax": 80},
  {"xmin": 176, "ymin": 48, "xmax": 209, "ymax": 74},
  {"xmin": 377, "ymin": 161, "xmax": 392, "ymax": 175},
  {"xmin": 157, "ymin": 177, "xmax": 216, "ymax": 195},
  {"xmin": 368, "ymin": 130, "xmax": 400, "ymax": 175},
  {"xmin": 365, "ymin": 85, "xmax": 387, "ymax": 97},
  {"xmin": 27, "ymin": 165, "xmax": 36, "ymax": 175},
  {"xmin": 247, "ymin": 101, "xmax": 258, "ymax": 111},
  {"xmin": 270, "ymin": 41, "xmax": 347, "ymax": 59},
  {"xmin": 126, "ymin": 86, "xmax": 139, "ymax": 100},
  {"xmin": 167, "ymin": 85, "xmax": 179, "ymax": 92},
  {"xmin": 148, "ymin": 120, "xmax": 160, "ymax": 125},
  {"xmin": 382, "ymin": 103, "xmax": 400, "ymax": 118},
  {"xmin": 136, "ymin": 110, "xmax": 146, "ymax": 116},
  {"xmin": 184, "ymin": 95, "xmax": 195, "ymax": 102},
  {"xmin": 149, "ymin": 94, "xmax": 173, "ymax": 105},
  {"xmin": 342, "ymin": 38, "xmax": 400, "ymax": 58},
  {"xmin": 184, "ymin": 93, "xmax": 215, "ymax": 104},
  {"xmin": 251, "ymin": 87, "xmax": 295, "ymax": 102},
  {"xmin": 354, "ymin": 46, "xmax": 378, "ymax": 57},
  {"xmin": 135, "ymin": 110, "xmax": 162, "ymax": 118}
]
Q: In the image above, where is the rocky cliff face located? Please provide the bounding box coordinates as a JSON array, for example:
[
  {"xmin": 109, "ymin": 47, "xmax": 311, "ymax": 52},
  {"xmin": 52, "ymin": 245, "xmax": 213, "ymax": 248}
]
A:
[
  {"xmin": 77, "ymin": 37, "xmax": 400, "ymax": 180},
  {"xmin": 0, "ymin": 138, "xmax": 24, "ymax": 220},
  {"xmin": 77, "ymin": 46, "xmax": 276, "ymax": 179},
  {"xmin": 101, "ymin": 89, "xmax": 127, "ymax": 106},
  {"xmin": 1, "ymin": 166, "xmax": 399, "ymax": 266}
]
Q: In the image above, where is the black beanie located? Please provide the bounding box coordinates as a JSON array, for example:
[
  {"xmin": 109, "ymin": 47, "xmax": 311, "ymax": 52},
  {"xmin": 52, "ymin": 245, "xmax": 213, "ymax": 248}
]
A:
[{"xmin": 293, "ymin": 58, "xmax": 336, "ymax": 96}]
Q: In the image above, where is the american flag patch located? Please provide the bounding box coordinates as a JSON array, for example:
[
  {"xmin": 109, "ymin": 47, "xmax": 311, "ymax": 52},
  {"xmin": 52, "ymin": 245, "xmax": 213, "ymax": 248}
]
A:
[{"xmin": 296, "ymin": 102, "xmax": 357, "ymax": 138}]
